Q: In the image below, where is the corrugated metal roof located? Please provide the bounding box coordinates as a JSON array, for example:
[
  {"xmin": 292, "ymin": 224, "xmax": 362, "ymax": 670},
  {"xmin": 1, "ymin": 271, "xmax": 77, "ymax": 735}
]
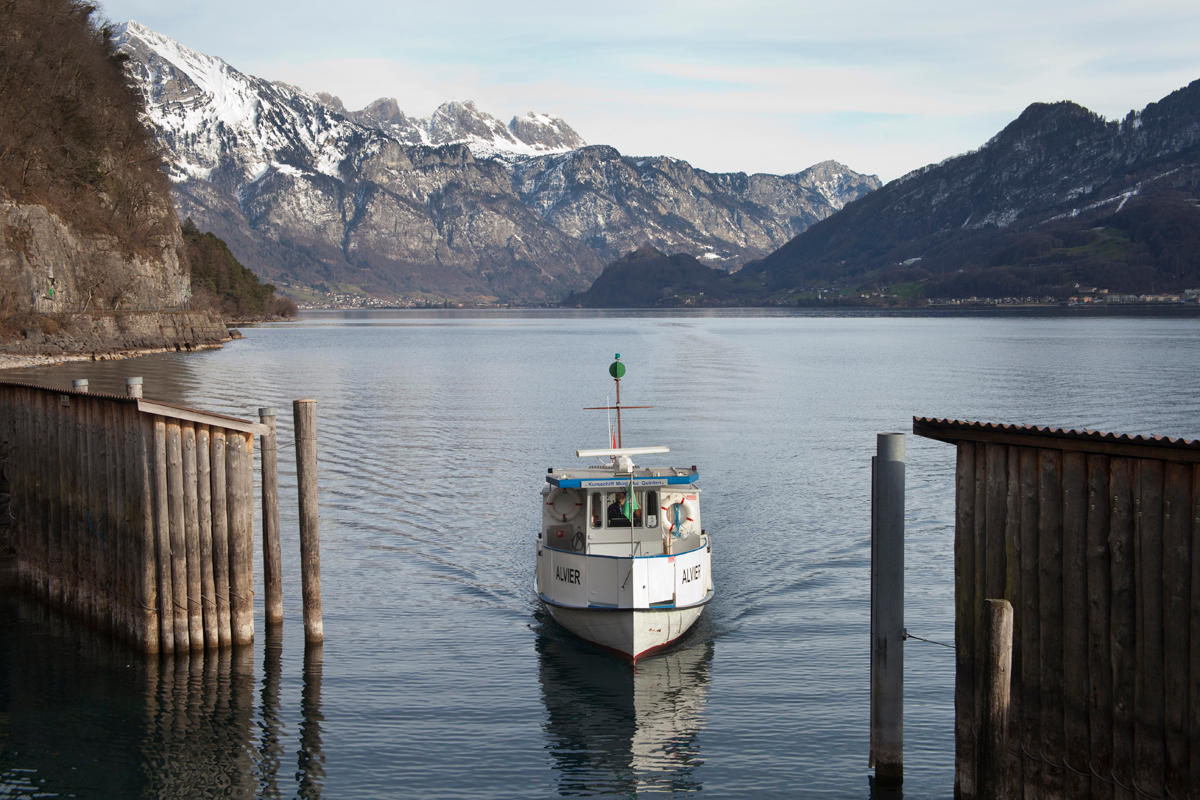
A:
[{"xmin": 913, "ymin": 417, "xmax": 1200, "ymax": 462}]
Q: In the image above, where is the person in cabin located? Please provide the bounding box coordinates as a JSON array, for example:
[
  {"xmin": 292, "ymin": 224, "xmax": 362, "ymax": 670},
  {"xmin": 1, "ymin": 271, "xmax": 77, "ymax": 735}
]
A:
[{"xmin": 607, "ymin": 492, "xmax": 631, "ymax": 527}]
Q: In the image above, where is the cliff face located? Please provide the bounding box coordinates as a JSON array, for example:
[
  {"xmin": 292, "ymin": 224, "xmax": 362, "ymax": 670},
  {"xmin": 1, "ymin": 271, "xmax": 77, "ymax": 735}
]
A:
[{"xmin": 1, "ymin": 200, "xmax": 188, "ymax": 314}]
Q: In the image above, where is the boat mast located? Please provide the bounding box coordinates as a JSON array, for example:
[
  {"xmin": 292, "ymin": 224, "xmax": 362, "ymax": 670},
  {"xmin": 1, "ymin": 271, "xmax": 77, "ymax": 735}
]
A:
[
  {"xmin": 612, "ymin": 355, "xmax": 624, "ymax": 447},
  {"xmin": 584, "ymin": 354, "xmax": 651, "ymax": 451}
]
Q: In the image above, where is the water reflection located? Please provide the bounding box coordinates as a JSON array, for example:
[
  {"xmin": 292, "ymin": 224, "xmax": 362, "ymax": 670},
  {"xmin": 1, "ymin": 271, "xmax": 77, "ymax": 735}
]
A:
[
  {"xmin": 297, "ymin": 644, "xmax": 326, "ymax": 799},
  {"xmin": 0, "ymin": 596, "xmax": 325, "ymax": 799},
  {"xmin": 538, "ymin": 627, "xmax": 712, "ymax": 797}
]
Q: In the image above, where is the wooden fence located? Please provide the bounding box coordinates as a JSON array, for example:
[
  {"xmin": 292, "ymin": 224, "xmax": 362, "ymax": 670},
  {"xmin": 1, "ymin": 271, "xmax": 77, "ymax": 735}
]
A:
[
  {"xmin": 914, "ymin": 417, "xmax": 1199, "ymax": 800},
  {"xmin": 0, "ymin": 379, "xmax": 271, "ymax": 654}
]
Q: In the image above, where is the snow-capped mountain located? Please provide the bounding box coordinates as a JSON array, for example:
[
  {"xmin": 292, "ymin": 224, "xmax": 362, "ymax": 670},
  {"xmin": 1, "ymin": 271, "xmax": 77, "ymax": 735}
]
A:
[{"xmin": 115, "ymin": 21, "xmax": 879, "ymax": 302}]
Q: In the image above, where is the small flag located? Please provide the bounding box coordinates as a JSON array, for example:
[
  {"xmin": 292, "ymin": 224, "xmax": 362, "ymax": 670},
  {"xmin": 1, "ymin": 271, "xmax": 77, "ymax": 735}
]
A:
[{"xmin": 623, "ymin": 476, "xmax": 639, "ymax": 522}]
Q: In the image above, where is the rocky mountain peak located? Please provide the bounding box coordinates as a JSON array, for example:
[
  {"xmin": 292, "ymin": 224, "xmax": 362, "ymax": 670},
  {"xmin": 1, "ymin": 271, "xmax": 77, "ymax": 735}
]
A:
[
  {"xmin": 429, "ymin": 100, "xmax": 519, "ymax": 147},
  {"xmin": 508, "ymin": 112, "xmax": 586, "ymax": 151}
]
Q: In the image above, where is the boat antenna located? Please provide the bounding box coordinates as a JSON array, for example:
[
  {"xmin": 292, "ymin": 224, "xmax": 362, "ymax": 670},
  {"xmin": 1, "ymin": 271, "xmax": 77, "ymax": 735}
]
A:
[{"xmin": 584, "ymin": 353, "xmax": 651, "ymax": 448}]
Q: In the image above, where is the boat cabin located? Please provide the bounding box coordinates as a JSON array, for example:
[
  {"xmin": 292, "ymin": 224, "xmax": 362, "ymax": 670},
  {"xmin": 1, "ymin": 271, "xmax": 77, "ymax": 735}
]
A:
[{"xmin": 542, "ymin": 464, "xmax": 702, "ymax": 558}]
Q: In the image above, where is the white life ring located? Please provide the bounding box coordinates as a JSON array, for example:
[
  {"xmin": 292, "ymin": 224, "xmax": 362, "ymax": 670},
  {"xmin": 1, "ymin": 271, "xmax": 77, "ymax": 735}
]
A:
[
  {"xmin": 660, "ymin": 496, "xmax": 698, "ymax": 536},
  {"xmin": 546, "ymin": 489, "xmax": 583, "ymax": 522}
]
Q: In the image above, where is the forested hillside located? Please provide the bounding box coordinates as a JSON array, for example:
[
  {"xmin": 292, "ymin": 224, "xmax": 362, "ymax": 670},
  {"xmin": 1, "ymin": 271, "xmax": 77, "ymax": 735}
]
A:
[
  {"xmin": 0, "ymin": 0, "xmax": 173, "ymax": 256},
  {"xmin": 183, "ymin": 220, "xmax": 297, "ymax": 319}
]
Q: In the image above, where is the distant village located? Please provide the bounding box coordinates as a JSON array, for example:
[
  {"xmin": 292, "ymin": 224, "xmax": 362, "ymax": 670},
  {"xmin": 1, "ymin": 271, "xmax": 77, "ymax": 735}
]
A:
[
  {"xmin": 925, "ymin": 287, "xmax": 1200, "ymax": 307},
  {"xmin": 295, "ymin": 285, "xmax": 1200, "ymax": 311}
]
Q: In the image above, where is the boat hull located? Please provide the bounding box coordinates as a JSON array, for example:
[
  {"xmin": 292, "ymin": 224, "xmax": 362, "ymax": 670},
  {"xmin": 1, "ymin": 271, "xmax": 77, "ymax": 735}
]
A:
[{"xmin": 542, "ymin": 598, "xmax": 709, "ymax": 661}]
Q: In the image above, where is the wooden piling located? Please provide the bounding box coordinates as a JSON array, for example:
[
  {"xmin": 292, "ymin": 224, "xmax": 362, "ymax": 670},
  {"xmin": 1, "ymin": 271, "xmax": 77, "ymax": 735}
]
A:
[
  {"xmin": 135, "ymin": 406, "xmax": 159, "ymax": 654},
  {"xmin": 152, "ymin": 417, "xmax": 175, "ymax": 655},
  {"xmin": 1189, "ymin": 464, "xmax": 1200, "ymax": 796},
  {"xmin": 1133, "ymin": 460, "xmax": 1165, "ymax": 796},
  {"xmin": 167, "ymin": 421, "xmax": 190, "ymax": 653},
  {"xmin": 226, "ymin": 432, "xmax": 255, "ymax": 646},
  {"xmin": 1161, "ymin": 462, "xmax": 1190, "ymax": 800},
  {"xmin": 978, "ymin": 598, "xmax": 1013, "ymax": 800},
  {"xmin": 196, "ymin": 426, "xmax": 219, "ymax": 648},
  {"xmin": 260, "ymin": 408, "xmax": 283, "ymax": 627},
  {"xmin": 294, "ymin": 399, "xmax": 323, "ymax": 645},
  {"xmin": 1109, "ymin": 458, "xmax": 1136, "ymax": 799},
  {"xmin": 1060, "ymin": 451, "xmax": 1090, "ymax": 797},
  {"xmin": 209, "ymin": 429, "xmax": 233, "ymax": 648},
  {"xmin": 1085, "ymin": 454, "xmax": 1113, "ymax": 800},
  {"xmin": 182, "ymin": 424, "xmax": 204, "ymax": 649}
]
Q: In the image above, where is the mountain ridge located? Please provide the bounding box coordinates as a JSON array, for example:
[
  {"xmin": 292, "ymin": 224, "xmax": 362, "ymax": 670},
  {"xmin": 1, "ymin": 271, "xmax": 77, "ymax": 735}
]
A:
[{"xmin": 740, "ymin": 78, "xmax": 1200, "ymax": 300}]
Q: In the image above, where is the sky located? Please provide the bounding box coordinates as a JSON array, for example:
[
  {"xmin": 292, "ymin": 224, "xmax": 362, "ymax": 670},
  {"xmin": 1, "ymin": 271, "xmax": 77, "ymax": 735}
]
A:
[{"xmin": 97, "ymin": 0, "xmax": 1200, "ymax": 182}]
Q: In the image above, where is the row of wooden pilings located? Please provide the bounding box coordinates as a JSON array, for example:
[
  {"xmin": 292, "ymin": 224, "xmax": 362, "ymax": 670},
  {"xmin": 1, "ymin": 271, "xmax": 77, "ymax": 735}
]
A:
[{"xmin": 0, "ymin": 377, "xmax": 323, "ymax": 654}]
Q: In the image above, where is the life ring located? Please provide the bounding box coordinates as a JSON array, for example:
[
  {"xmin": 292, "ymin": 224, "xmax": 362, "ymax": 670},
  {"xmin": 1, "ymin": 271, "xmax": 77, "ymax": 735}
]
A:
[
  {"xmin": 546, "ymin": 488, "xmax": 583, "ymax": 522},
  {"xmin": 660, "ymin": 496, "xmax": 698, "ymax": 536}
]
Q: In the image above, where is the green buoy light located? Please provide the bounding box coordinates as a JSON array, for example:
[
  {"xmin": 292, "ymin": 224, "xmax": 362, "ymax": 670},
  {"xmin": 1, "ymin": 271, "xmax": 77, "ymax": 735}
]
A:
[{"xmin": 609, "ymin": 354, "xmax": 626, "ymax": 379}]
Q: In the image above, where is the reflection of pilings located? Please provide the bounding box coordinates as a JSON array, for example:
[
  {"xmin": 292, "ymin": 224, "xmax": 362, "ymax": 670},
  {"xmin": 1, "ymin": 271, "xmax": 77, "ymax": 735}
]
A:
[
  {"xmin": 297, "ymin": 644, "xmax": 326, "ymax": 799},
  {"xmin": 259, "ymin": 627, "xmax": 285, "ymax": 800},
  {"xmin": 142, "ymin": 646, "xmax": 259, "ymax": 799}
]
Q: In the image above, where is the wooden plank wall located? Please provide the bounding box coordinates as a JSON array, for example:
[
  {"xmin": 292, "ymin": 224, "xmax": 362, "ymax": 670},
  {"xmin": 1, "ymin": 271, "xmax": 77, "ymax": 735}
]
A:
[
  {"xmin": 949, "ymin": 438, "xmax": 1197, "ymax": 799},
  {"xmin": 0, "ymin": 383, "xmax": 257, "ymax": 653}
]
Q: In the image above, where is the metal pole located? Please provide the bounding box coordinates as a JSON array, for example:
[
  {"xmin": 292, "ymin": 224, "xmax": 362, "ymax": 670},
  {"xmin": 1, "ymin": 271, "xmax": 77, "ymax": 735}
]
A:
[
  {"xmin": 870, "ymin": 432, "xmax": 905, "ymax": 788},
  {"xmin": 125, "ymin": 377, "xmax": 143, "ymax": 398},
  {"xmin": 259, "ymin": 407, "xmax": 282, "ymax": 626},
  {"xmin": 72, "ymin": 379, "xmax": 88, "ymax": 392},
  {"xmin": 615, "ymin": 378, "xmax": 622, "ymax": 448},
  {"xmin": 294, "ymin": 399, "xmax": 323, "ymax": 644}
]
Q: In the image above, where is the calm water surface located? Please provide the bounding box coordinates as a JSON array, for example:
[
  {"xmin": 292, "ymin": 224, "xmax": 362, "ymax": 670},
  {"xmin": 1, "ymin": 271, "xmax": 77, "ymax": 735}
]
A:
[{"xmin": 2, "ymin": 310, "xmax": 1199, "ymax": 798}]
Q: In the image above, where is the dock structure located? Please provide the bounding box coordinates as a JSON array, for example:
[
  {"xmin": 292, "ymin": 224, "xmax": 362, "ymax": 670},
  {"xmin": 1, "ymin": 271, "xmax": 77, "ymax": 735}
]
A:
[
  {"xmin": 914, "ymin": 417, "xmax": 1199, "ymax": 800},
  {"xmin": 0, "ymin": 379, "xmax": 282, "ymax": 654}
]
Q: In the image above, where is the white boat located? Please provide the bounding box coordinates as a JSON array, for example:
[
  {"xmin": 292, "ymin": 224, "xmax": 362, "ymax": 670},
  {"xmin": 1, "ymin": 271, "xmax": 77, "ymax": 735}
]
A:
[{"xmin": 535, "ymin": 356, "xmax": 713, "ymax": 660}]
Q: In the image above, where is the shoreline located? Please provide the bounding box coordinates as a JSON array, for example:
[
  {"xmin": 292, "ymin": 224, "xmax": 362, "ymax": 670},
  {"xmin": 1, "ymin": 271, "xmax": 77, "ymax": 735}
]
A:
[{"xmin": 0, "ymin": 342, "xmax": 227, "ymax": 373}]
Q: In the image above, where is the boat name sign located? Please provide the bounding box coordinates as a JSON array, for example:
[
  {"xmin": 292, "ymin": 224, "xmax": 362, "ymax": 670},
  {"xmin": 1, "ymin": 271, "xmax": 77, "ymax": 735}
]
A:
[{"xmin": 548, "ymin": 475, "xmax": 697, "ymax": 489}]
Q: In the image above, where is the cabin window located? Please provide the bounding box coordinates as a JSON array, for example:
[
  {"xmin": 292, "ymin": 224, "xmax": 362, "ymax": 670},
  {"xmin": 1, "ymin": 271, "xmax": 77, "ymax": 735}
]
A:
[
  {"xmin": 605, "ymin": 490, "xmax": 648, "ymax": 528},
  {"xmin": 645, "ymin": 490, "xmax": 658, "ymax": 527},
  {"xmin": 605, "ymin": 490, "xmax": 632, "ymax": 528},
  {"xmin": 590, "ymin": 492, "xmax": 602, "ymax": 528}
]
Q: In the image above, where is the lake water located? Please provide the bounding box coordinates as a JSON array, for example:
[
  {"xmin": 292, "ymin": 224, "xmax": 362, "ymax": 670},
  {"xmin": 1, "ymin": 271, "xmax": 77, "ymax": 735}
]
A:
[{"xmin": 2, "ymin": 310, "xmax": 1199, "ymax": 799}]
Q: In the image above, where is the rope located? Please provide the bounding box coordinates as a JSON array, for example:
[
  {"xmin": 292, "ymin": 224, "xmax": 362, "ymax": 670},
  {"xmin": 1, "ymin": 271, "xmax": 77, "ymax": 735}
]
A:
[
  {"xmin": 902, "ymin": 628, "xmax": 955, "ymax": 649},
  {"xmin": 1012, "ymin": 738, "xmax": 1171, "ymax": 800}
]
